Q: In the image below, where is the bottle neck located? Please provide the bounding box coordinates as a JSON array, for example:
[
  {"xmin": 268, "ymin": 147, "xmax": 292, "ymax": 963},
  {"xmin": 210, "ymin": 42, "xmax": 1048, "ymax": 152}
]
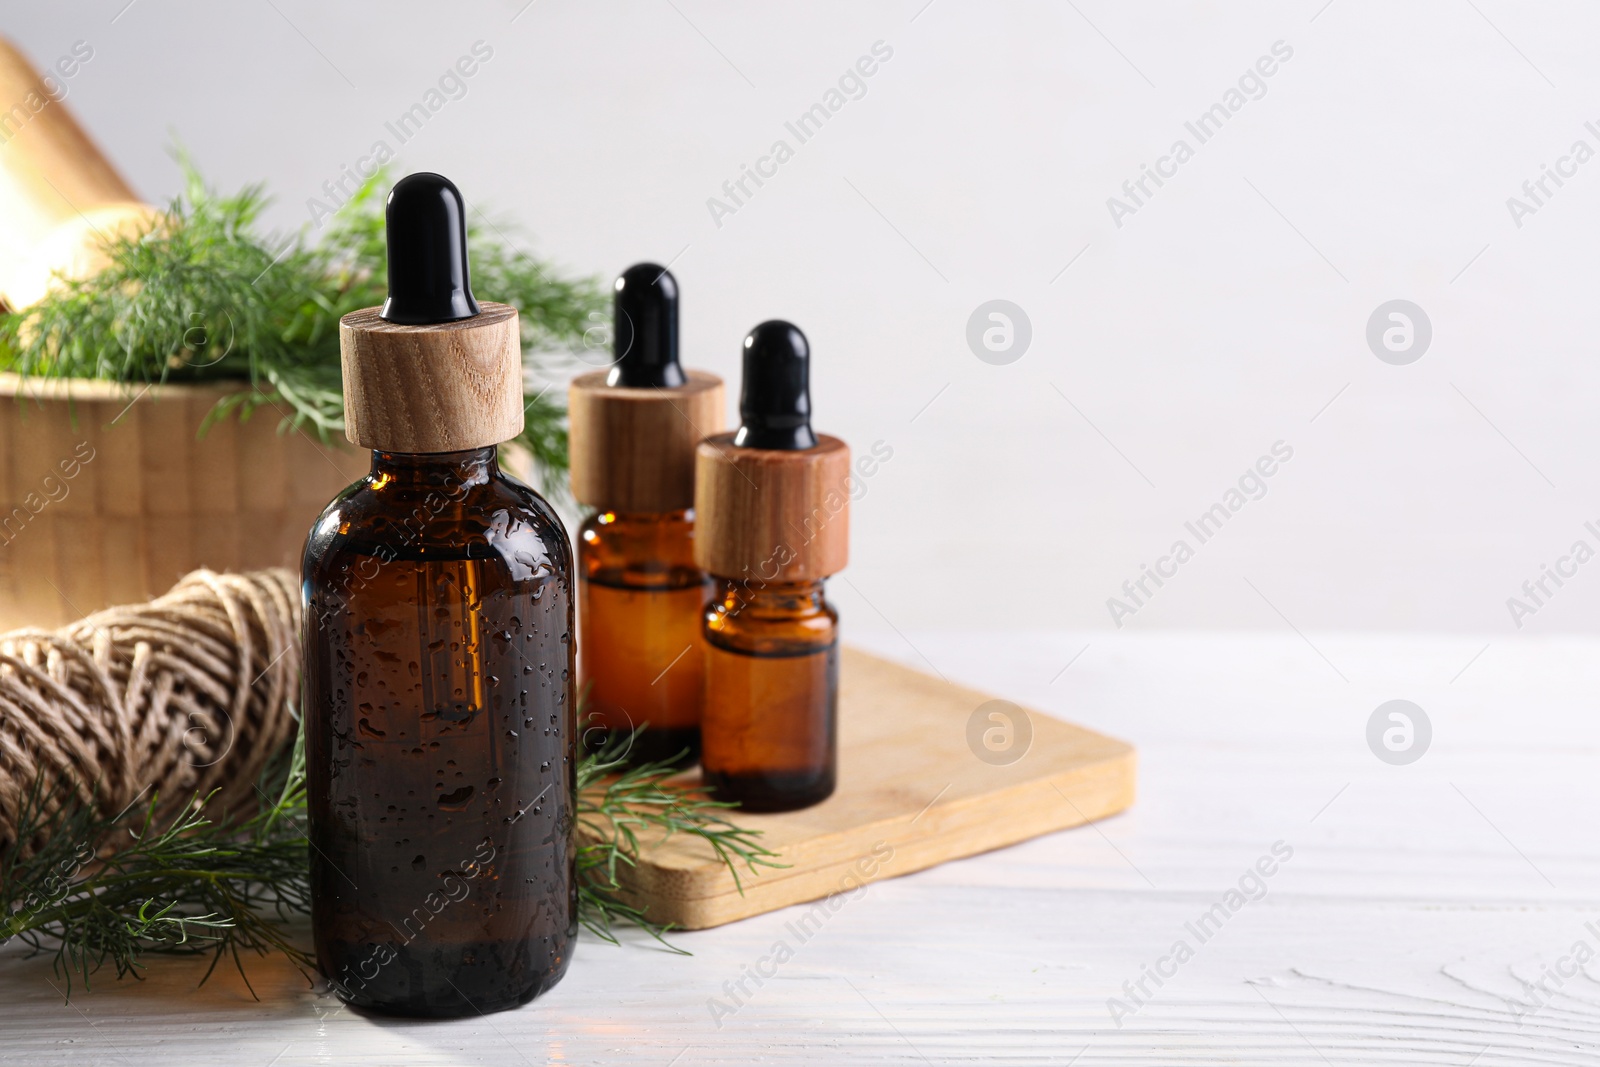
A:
[
  {"xmin": 579, "ymin": 508, "xmax": 701, "ymax": 588},
  {"xmin": 369, "ymin": 447, "xmax": 498, "ymax": 491},
  {"xmin": 590, "ymin": 508, "xmax": 693, "ymax": 527},
  {"xmin": 712, "ymin": 577, "xmax": 827, "ymax": 619}
]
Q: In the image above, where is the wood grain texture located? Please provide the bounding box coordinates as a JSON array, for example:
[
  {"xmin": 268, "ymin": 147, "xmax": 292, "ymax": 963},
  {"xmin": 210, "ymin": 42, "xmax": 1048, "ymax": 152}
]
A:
[
  {"xmin": 568, "ymin": 369, "xmax": 724, "ymax": 512},
  {"xmin": 340, "ymin": 302, "xmax": 522, "ymax": 453},
  {"xmin": 694, "ymin": 432, "xmax": 850, "ymax": 581},
  {"xmin": 0, "ymin": 36, "xmax": 155, "ymax": 309},
  {"xmin": 604, "ymin": 646, "xmax": 1135, "ymax": 929},
  {"xmin": 0, "ymin": 375, "xmax": 366, "ymax": 628}
]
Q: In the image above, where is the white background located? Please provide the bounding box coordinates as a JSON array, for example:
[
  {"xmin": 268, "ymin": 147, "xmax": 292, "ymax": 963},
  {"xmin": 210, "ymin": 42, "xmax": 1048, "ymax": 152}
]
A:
[{"xmin": 9, "ymin": 0, "xmax": 1600, "ymax": 636}]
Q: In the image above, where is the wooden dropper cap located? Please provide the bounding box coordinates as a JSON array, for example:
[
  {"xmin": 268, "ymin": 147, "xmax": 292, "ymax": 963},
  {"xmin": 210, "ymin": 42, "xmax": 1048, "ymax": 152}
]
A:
[
  {"xmin": 568, "ymin": 263, "xmax": 724, "ymax": 512},
  {"xmin": 339, "ymin": 173, "xmax": 524, "ymax": 453},
  {"xmin": 695, "ymin": 321, "xmax": 850, "ymax": 583}
]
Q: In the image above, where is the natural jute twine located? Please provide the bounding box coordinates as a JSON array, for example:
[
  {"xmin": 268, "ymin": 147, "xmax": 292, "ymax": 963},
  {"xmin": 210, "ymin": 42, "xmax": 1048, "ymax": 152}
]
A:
[{"xmin": 0, "ymin": 568, "xmax": 300, "ymax": 848}]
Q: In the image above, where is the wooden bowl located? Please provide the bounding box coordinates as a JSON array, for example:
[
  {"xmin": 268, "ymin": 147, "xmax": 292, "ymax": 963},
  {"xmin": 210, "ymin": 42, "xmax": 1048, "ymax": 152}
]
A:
[{"xmin": 0, "ymin": 374, "xmax": 368, "ymax": 628}]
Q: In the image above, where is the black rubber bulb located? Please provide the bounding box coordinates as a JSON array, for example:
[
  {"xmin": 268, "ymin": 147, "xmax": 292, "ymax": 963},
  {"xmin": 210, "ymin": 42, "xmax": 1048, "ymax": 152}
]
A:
[
  {"xmin": 380, "ymin": 172, "xmax": 481, "ymax": 325},
  {"xmin": 734, "ymin": 320, "xmax": 817, "ymax": 451},
  {"xmin": 609, "ymin": 263, "xmax": 685, "ymax": 387}
]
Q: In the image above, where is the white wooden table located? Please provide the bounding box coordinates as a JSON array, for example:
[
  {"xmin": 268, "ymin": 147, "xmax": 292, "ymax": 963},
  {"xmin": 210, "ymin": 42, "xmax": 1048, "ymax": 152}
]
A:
[{"xmin": 4, "ymin": 630, "xmax": 1597, "ymax": 1065}]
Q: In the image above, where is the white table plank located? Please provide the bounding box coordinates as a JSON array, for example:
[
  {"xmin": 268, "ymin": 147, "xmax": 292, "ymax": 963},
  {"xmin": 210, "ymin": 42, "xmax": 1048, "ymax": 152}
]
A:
[{"xmin": 4, "ymin": 631, "xmax": 1597, "ymax": 1065}]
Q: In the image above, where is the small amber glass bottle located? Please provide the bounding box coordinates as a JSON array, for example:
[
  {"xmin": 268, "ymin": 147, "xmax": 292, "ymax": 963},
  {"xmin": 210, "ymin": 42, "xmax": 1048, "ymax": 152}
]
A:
[
  {"xmin": 569, "ymin": 264, "xmax": 724, "ymax": 765},
  {"xmin": 302, "ymin": 173, "xmax": 575, "ymax": 1017},
  {"xmin": 695, "ymin": 321, "xmax": 851, "ymax": 812}
]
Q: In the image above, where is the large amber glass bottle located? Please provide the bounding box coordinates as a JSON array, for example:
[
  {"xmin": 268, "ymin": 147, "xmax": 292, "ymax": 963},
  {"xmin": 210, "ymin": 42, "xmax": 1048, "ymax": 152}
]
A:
[
  {"xmin": 695, "ymin": 321, "xmax": 852, "ymax": 813},
  {"xmin": 303, "ymin": 173, "xmax": 575, "ymax": 1017},
  {"xmin": 568, "ymin": 264, "xmax": 724, "ymax": 765}
]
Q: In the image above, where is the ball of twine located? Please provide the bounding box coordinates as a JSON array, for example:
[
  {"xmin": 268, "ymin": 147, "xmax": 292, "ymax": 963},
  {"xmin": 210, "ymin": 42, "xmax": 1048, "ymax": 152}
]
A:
[{"xmin": 0, "ymin": 568, "xmax": 300, "ymax": 849}]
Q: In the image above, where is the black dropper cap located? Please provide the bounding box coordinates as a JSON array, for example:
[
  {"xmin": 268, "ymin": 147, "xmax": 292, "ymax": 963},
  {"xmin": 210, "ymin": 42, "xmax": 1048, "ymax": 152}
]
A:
[
  {"xmin": 609, "ymin": 263, "xmax": 685, "ymax": 387},
  {"xmin": 734, "ymin": 320, "xmax": 817, "ymax": 451},
  {"xmin": 379, "ymin": 172, "xmax": 481, "ymax": 325}
]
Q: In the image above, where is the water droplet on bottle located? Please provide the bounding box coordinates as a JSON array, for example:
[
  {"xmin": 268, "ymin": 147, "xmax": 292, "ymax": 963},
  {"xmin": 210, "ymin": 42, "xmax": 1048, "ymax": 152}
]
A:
[{"xmin": 437, "ymin": 785, "xmax": 475, "ymax": 811}]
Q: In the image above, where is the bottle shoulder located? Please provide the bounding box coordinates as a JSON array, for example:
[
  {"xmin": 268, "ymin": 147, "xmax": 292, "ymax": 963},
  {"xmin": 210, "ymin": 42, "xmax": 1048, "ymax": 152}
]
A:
[
  {"xmin": 704, "ymin": 580, "xmax": 836, "ymax": 655},
  {"xmin": 578, "ymin": 509, "xmax": 702, "ymax": 589},
  {"xmin": 304, "ymin": 470, "xmax": 572, "ymax": 580}
]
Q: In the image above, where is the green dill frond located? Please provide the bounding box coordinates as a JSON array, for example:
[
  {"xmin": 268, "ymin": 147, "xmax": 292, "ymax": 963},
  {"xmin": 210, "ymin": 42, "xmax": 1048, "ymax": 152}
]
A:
[
  {"xmin": 0, "ymin": 732, "xmax": 315, "ymax": 997},
  {"xmin": 575, "ymin": 727, "xmax": 787, "ymax": 951},
  {"xmin": 0, "ymin": 150, "xmax": 605, "ymax": 482},
  {"xmin": 2, "ymin": 721, "xmax": 779, "ymax": 994}
]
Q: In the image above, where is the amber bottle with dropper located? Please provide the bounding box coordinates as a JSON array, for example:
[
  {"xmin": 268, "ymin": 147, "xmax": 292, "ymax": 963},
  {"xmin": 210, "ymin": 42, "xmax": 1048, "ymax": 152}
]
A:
[
  {"xmin": 568, "ymin": 264, "xmax": 724, "ymax": 765},
  {"xmin": 696, "ymin": 321, "xmax": 851, "ymax": 812},
  {"xmin": 302, "ymin": 172, "xmax": 576, "ymax": 1017}
]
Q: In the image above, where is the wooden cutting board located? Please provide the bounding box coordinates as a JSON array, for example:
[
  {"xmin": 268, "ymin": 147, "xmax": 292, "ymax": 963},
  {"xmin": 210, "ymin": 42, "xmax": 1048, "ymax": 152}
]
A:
[{"xmin": 610, "ymin": 647, "xmax": 1136, "ymax": 929}]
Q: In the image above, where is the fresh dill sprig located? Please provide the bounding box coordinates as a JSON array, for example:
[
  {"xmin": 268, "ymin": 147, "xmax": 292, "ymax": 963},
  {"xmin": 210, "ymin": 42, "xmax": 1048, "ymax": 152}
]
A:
[
  {"xmin": 0, "ymin": 150, "xmax": 606, "ymax": 492},
  {"xmin": 0, "ymin": 732, "xmax": 315, "ymax": 997},
  {"xmin": 576, "ymin": 732, "xmax": 786, "ymax": 953},
  {"xmin": 0, "ymin": 726, "xmax": 780, "ymax": 992}
]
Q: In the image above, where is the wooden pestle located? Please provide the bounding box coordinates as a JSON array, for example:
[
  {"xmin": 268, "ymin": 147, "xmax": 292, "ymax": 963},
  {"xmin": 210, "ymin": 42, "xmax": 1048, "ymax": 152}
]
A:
[{"xmin": 0, "ymin": 35, "xmax": 157, "ymax": 310}]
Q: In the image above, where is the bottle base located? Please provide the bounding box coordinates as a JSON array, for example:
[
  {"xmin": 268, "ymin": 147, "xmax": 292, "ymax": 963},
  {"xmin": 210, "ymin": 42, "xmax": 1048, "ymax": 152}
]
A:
[
  {"xmin": 321, "ymin": 940, "xmax": 572, "ymax": 1019},
  {"xmin": 702, "ymin": 767, "xmax": 835, "ymax": 812},
  {"xmin": 339, "ymin": 984, "xmax": 538, "ymax": 1019}
]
